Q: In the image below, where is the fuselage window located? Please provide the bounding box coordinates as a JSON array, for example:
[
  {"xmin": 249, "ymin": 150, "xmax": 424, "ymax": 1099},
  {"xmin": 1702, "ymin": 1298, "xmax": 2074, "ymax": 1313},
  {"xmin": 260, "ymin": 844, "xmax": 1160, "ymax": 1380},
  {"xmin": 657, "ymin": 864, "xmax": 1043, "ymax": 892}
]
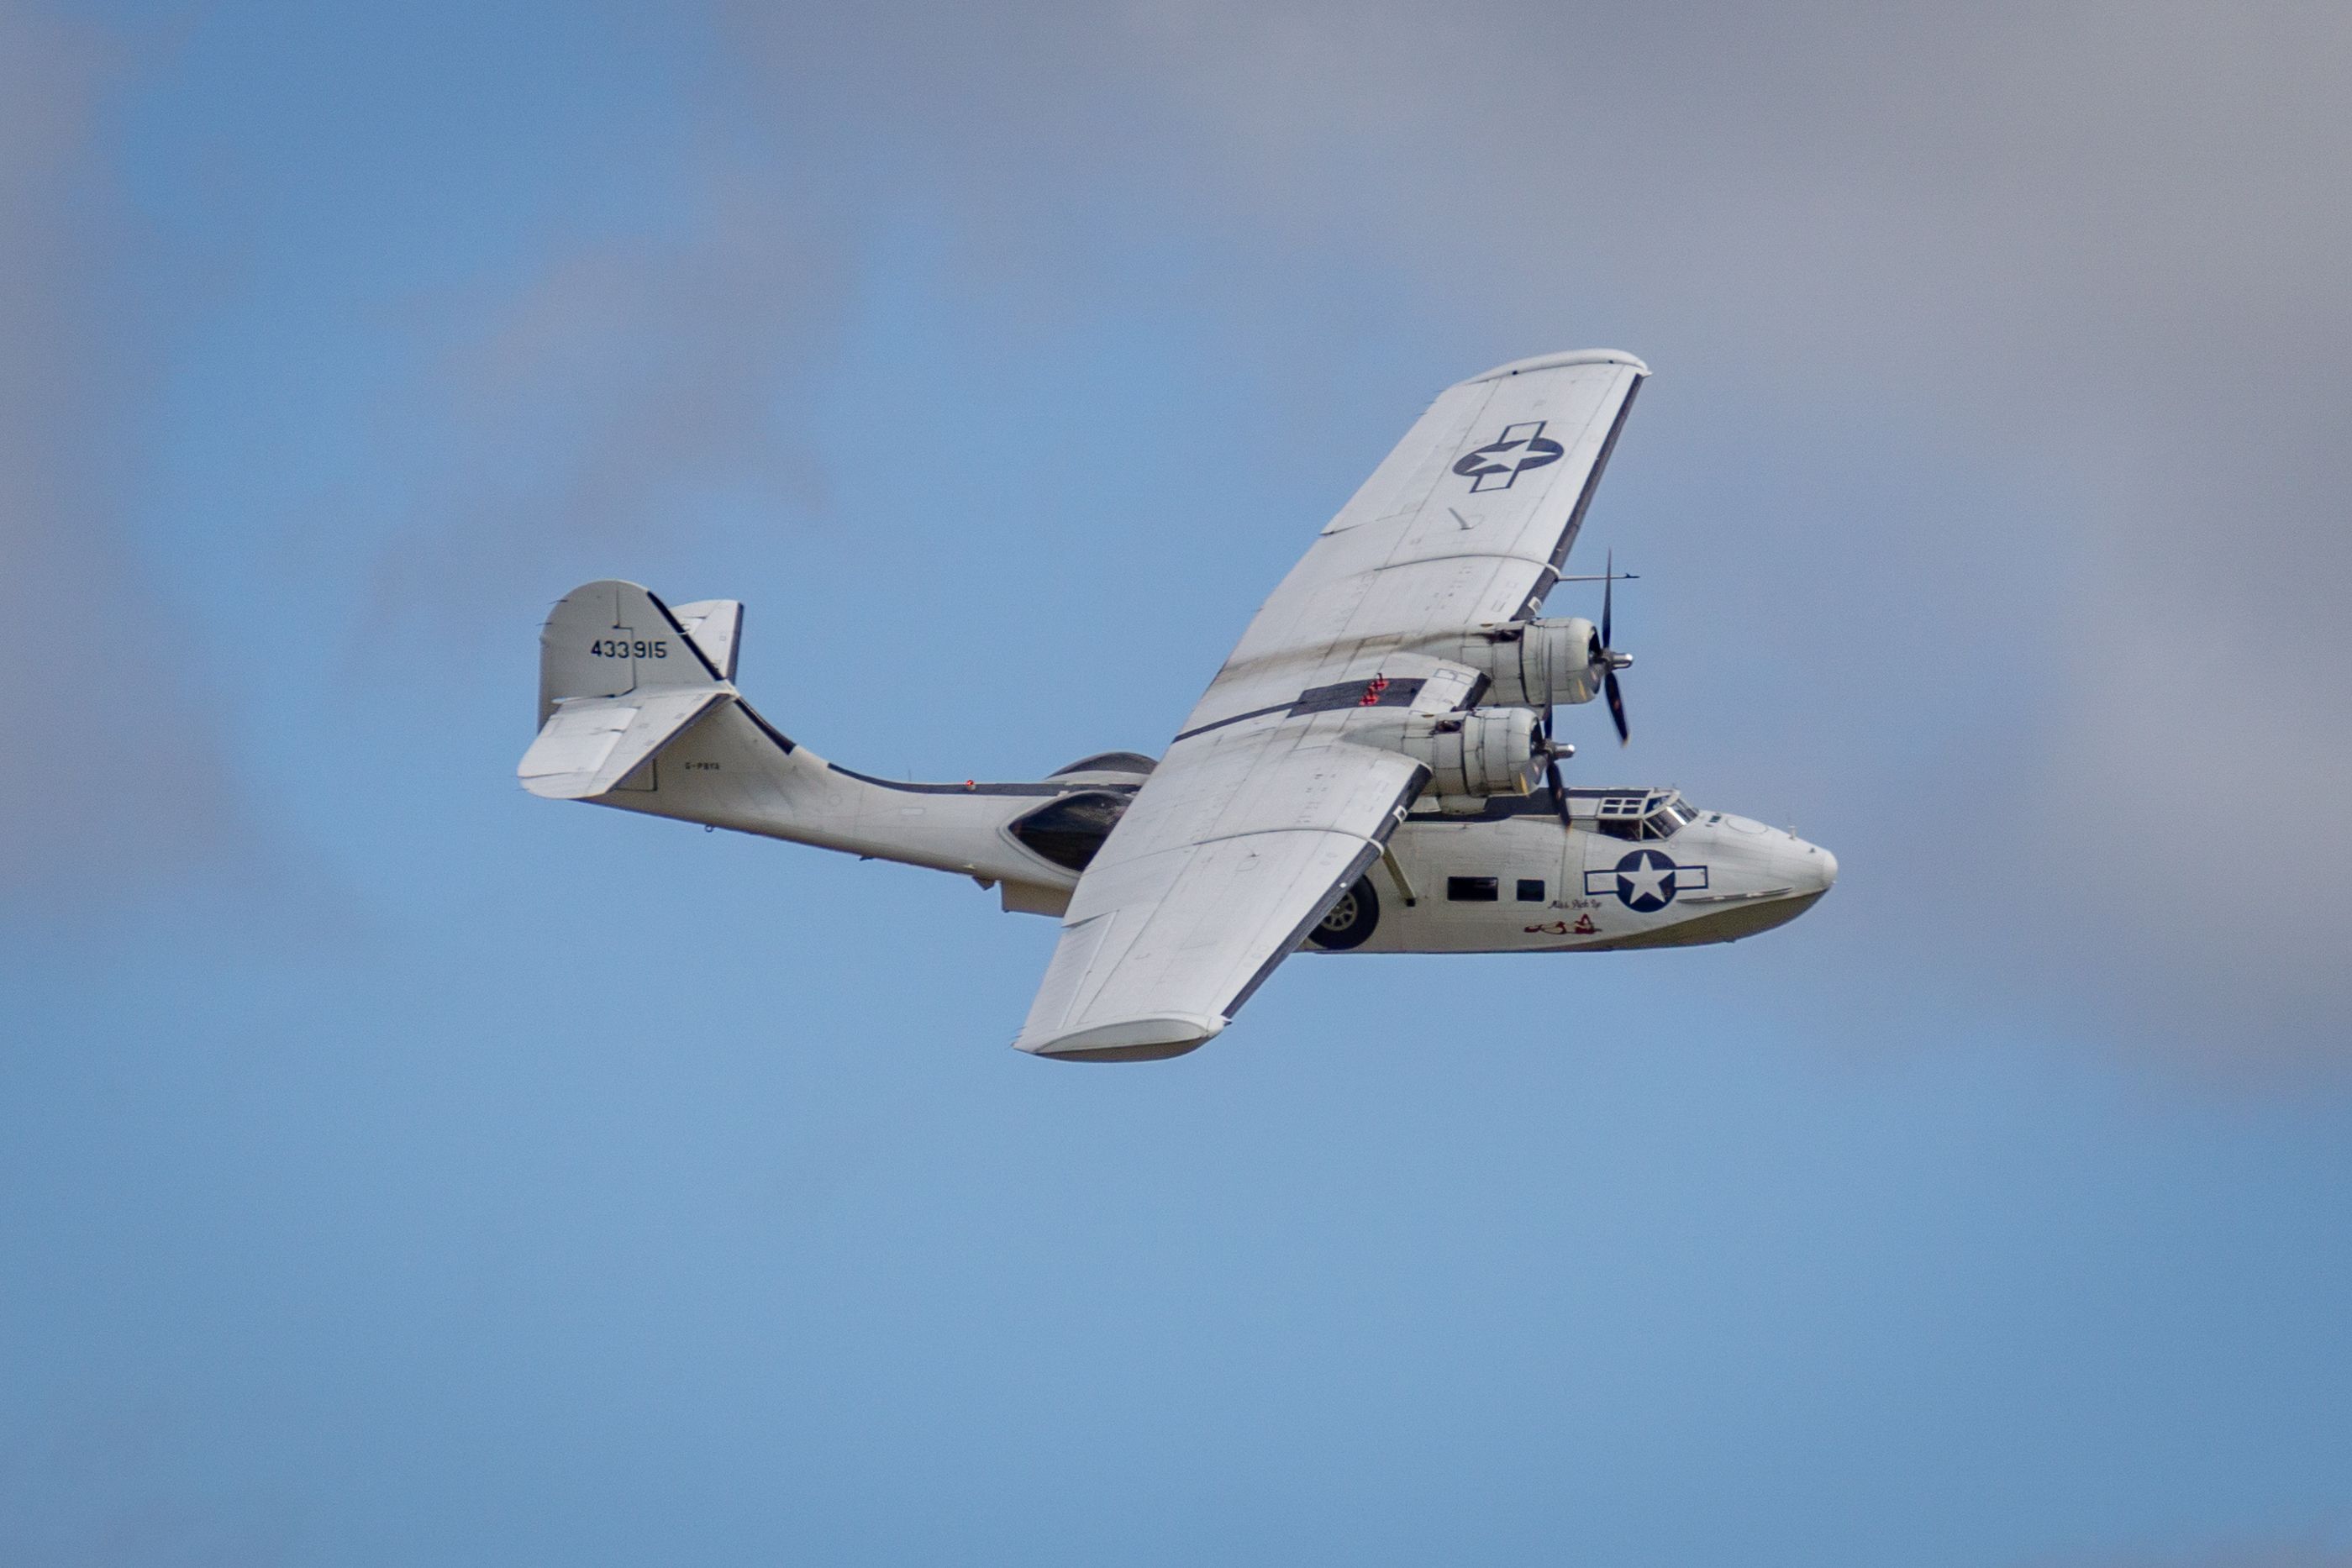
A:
[
  {"xmin": 1516, "ymin": 879, "xmax": 1545, "ymax": 902},
  {"xmin": 1447, "ymin": 876, "xmax": 1499, "ymax": 902}
]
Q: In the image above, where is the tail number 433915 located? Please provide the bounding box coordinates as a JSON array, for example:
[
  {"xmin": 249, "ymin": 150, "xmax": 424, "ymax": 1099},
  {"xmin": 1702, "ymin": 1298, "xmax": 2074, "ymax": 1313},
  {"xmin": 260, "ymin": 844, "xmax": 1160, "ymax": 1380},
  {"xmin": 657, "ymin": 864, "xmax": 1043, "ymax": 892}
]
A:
[{"xmin": 588, "ymin": 638, "xmax": 667, "ymax": 659}]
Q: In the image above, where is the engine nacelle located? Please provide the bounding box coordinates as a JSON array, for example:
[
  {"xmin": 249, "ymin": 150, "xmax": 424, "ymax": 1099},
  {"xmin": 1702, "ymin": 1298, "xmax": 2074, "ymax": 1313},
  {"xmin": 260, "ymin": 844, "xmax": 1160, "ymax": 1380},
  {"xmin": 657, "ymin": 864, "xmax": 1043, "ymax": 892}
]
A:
[
  {"xmin": 1424, "ymin": 618, "xmax": 1604, "ymax": 707},
  {"xmin": 1356, "ymin": 706, "xmax": 1545, "ymax": 797}
]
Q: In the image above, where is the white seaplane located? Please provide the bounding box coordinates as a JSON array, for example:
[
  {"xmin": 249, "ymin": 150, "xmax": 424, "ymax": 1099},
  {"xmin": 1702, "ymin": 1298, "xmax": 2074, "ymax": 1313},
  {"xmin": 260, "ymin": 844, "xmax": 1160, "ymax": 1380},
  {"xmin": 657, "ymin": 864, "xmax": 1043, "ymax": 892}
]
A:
[{"xmin": 519, "ymin": 350, "xmax": 1835, "ymax": 1060}]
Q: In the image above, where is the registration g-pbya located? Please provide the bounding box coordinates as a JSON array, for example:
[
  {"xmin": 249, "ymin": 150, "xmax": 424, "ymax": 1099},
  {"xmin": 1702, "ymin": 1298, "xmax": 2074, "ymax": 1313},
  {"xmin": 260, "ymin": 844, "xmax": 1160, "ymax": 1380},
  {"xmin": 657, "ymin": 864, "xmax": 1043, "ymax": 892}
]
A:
[{"xmin": 519, "ymin": 350, "xmax": 1837, "ymax": 1060}]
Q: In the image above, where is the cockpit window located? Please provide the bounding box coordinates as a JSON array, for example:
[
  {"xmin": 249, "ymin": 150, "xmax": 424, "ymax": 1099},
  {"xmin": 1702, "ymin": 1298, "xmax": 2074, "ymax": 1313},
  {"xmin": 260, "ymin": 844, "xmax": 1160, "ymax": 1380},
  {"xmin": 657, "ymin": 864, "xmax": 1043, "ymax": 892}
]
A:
[
  {"xmin": 1654, "ymin": 797, "xmax": 1699, "ymax": 832},
  {"xmin": 1592, "ymin": 792, "xmax": 1697, "ymax": 840}
]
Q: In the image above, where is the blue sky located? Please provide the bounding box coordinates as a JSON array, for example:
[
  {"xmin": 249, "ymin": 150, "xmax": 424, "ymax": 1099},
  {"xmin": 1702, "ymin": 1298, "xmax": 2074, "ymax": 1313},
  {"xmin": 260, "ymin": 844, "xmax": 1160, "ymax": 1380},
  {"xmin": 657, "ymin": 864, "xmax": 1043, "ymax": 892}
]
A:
[{"xmin": 4, "ymin": 3, "xmax": 2349, "ymax": 1564}]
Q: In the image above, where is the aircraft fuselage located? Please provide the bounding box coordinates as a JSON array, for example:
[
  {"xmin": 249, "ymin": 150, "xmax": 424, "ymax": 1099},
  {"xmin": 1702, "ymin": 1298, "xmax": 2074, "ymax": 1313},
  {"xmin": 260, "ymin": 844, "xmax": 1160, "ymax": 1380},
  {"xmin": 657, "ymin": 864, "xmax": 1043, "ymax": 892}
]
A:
[
  {"xmin": 588, "ymin": 703, "xmax": 1835, "ymax": 957},
  {"xmin": 1321, "ymin": 800, "xmax": 1834, "ymax": 955}
]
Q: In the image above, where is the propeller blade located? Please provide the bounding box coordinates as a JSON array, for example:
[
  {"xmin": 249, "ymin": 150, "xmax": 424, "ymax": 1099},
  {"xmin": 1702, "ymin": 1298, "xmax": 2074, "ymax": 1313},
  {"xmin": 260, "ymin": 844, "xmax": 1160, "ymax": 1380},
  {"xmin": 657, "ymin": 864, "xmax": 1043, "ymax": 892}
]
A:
[
  {"xmin": 1592, "ymin": 549, "xmax": 1629, "ymax": 745},
  {"xmin": 1537, "ymin": 710, "xmax": 1571, "ymax": 824}
]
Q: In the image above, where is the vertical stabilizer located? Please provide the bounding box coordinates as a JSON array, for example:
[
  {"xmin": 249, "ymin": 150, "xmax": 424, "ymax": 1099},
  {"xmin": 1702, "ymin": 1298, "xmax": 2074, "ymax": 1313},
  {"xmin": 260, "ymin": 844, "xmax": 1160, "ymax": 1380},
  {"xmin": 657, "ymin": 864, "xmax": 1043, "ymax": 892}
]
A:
[{"xmin": 538, "ymin": 580, "xmax": 727, "ymax": 725}]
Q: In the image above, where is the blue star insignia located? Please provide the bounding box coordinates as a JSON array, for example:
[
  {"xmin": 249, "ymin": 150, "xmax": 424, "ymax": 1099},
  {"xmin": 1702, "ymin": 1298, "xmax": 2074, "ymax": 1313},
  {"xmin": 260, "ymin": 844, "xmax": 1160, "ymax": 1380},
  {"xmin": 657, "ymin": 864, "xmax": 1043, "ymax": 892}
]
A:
[{"xmin": 1614, "ymin": 850, "xmax": 1676, "ymax": 911}]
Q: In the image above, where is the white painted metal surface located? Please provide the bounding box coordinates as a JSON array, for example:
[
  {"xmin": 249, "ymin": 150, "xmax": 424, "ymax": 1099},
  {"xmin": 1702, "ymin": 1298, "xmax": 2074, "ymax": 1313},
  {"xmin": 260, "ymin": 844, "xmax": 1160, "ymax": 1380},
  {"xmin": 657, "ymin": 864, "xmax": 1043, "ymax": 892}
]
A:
[
  {"xmin": 518, "ymin": 689, "xmax": 728, "ymax": 800},
  {"xmin": 667, "ymin": 598, "xmax": 743, "ymax": 681},
  {"xmin": 1011, "ymin": 733, "xmax": 1427, "ymax": 1059},
  {"xmin": 1205, "ymin": 351, "xmax": 1644, "ymax": 725}
]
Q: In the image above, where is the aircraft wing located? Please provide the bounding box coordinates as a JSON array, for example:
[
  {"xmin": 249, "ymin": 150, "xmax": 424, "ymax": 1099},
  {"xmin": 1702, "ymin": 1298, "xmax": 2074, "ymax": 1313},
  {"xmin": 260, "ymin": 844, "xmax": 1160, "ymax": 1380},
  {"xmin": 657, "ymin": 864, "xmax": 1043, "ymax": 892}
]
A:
[
  {"xmin": 1013, "ymin": 350, "xmax": 1646, "ymax": 1060},
  {"xmin": 1013, "ymin": 727, "xmax": 1429, "ymax": 1060},
  {"xmin": 1192, "ymin": 348, "xmax": 1647, "ymax": 728}
]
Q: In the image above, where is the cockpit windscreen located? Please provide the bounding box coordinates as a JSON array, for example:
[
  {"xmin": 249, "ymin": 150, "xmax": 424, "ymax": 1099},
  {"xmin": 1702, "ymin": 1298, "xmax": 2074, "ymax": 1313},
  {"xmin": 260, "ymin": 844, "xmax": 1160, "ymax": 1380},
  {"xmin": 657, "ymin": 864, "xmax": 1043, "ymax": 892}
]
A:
[{"xmin": 1592, "ymin": 791, "xmax": 1699, "ymax": 840}]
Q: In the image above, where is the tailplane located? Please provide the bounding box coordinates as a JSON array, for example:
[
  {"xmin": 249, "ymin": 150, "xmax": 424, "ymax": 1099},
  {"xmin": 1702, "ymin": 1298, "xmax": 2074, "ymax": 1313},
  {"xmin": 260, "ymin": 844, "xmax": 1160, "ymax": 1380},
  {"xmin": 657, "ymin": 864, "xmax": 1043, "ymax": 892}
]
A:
[
  {"xmin": 523, "ymin": 580, "xmax": 738, "ymax": 800},
  {"xmin": 518, "ymin": 578, "xmax": 1093, "ymax": 897}
]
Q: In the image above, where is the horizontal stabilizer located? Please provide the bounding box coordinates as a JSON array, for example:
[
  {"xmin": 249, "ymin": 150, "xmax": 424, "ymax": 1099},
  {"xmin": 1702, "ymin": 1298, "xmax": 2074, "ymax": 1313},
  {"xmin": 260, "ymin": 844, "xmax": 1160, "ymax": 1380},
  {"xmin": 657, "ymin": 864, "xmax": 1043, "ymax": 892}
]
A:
[{"xmin": 518, "ymin": 688, "xmax": 729, "ymax": 800}]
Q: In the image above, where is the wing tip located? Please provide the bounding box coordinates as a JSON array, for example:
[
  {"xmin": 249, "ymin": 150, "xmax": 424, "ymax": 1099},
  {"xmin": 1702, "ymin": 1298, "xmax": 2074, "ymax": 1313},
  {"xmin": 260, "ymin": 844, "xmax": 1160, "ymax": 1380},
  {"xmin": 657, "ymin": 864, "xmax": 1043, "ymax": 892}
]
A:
[
  {"xmin": 517, "ymin": 772, "xmax": 600, "ymax": 800},
  {"xmin": 1462, "ymin": 348, "xmax": 1650, "ymax": 385},
  {"xmin": 1014, "ymin": 1013, "xmax": 1226, "ymax": 1063}
]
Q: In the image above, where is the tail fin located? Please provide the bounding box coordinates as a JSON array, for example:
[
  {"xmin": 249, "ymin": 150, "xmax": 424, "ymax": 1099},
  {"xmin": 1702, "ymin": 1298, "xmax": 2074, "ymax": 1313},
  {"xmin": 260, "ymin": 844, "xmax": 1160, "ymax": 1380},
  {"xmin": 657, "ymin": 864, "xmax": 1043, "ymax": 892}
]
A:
[
  {"xmin": 523, "ymin": 580, "xmax": 735, "ymax": 801},
  {"xmin": 537, "ymin": 579, "xmax": 730, "ymax": 724}
]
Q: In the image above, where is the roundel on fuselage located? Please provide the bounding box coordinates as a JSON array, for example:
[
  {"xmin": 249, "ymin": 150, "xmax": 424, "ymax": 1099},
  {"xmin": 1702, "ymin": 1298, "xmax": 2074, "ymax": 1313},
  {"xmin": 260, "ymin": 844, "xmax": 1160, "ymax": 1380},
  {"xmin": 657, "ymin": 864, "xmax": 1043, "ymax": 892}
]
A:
[{"xmin": 1609, "ymin": 848, "xmax": 1683, "ymax": 912}]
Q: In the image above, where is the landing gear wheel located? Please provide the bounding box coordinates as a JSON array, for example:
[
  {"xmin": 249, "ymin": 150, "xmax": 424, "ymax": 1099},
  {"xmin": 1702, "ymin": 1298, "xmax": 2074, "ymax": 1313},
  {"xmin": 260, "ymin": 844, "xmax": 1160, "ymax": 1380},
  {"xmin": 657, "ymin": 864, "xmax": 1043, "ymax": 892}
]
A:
[{"xmin": 1308, "ymin": 875, "xmax": 1381, "ymax": 950}]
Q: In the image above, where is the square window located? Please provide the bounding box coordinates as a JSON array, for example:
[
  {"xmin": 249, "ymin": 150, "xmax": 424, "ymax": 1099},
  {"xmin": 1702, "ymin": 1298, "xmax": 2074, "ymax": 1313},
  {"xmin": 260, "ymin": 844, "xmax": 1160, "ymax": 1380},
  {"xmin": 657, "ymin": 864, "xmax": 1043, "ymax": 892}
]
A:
[
  {"xmin": 1446, "ymin": 876, "xmax": 1499, "ymax": 902},
  {"xmin": 1517, "ymin": 879, "xmax": 1545, "ymax": 902}
]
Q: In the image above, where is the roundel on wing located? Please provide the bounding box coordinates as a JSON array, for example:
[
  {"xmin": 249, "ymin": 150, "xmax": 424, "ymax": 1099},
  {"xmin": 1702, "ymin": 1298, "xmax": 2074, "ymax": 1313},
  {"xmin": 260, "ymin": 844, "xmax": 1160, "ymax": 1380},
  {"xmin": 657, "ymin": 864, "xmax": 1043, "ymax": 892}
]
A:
[
  {"xmin": 1451, "ymin": 421, "xmax": 1566, "ymax": 492},
  {"xmin": 1308, "ymin": 876, "xmax": 1381, "ymax": 950}
]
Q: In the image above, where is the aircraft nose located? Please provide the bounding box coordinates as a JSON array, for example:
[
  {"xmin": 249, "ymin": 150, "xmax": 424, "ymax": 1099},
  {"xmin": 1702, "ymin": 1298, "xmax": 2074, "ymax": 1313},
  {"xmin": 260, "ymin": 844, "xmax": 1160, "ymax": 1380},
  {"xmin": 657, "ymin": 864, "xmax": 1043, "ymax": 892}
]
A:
[{"xmin": 1803, "ymin": 841, "xmax": 1838, "ymax": 892}]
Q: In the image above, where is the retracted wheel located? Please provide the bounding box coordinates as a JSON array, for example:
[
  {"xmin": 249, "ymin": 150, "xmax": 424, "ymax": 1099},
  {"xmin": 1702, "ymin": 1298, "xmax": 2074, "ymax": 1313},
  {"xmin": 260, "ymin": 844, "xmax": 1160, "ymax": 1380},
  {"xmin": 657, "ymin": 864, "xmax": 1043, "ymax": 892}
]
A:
[{"xmin": 1308, "ymin": 876, "xmax": 1381, "ymax": 950}]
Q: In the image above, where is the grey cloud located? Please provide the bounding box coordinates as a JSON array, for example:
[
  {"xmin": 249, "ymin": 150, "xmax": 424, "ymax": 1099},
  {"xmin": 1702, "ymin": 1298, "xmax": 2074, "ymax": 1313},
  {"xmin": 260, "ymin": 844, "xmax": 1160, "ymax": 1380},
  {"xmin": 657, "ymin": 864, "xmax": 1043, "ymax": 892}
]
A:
[
  {"xmin": 0, "ymin": 3, "xmax": 246, "ymax": 906},
  {"xmin": 701, "ymin": 0, "xmax": 2352, "ymax": 1064},
  {"xmin": 370, "ymin": 171, "xmax": 848, "ymax": 633},
  {"xmin": 335, "ymin": 1, "xmax": 2348, "ymax": 1062}
]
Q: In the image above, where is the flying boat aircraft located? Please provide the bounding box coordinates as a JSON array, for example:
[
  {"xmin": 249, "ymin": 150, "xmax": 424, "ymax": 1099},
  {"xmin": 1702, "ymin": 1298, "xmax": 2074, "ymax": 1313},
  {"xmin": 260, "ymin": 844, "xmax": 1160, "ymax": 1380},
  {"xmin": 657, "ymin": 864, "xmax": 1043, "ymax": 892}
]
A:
[{"xmin": 519, "ymin": 350, "xmax": 1836, "ymax": 1060}]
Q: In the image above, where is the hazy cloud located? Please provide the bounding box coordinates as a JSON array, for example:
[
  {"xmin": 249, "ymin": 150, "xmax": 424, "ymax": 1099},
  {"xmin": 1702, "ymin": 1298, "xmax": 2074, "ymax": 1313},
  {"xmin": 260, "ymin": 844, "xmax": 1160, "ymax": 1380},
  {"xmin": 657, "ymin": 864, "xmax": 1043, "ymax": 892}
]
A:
[
  {"xmin": 0, "ymin": 3, "xmax": 245, "ymax": 905},
  {"xmin": 1139, "ymin": 2, "xmax": 2352, "ymax": 1059},
  {"xmin": 694, "ymin": 0, "xmax": 2352, "ymax": 1064},
  {"xmin": 261, "ymin": 0, "xmax": 2352, "ymax": 1063},
  {"xmin": 371, "ymin": 171, "xmax": 848, "ymax": 631}
]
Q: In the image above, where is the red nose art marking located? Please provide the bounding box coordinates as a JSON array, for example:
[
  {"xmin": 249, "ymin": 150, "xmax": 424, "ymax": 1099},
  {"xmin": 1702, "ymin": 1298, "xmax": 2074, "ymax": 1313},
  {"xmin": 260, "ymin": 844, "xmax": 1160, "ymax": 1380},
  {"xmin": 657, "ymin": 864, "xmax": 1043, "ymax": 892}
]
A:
[{"xmin": 1358, "ymin": 676, "xmax": 1392, "ymax": 707}]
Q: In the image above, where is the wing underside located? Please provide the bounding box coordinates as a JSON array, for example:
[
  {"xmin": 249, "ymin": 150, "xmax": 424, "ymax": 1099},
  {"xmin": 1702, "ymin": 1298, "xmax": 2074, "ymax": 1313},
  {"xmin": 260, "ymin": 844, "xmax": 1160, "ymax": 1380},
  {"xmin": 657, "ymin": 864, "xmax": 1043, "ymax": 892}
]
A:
[{"xmin": 1013, "ymin": 735, "xmax": 1427, "ymax": 1060}]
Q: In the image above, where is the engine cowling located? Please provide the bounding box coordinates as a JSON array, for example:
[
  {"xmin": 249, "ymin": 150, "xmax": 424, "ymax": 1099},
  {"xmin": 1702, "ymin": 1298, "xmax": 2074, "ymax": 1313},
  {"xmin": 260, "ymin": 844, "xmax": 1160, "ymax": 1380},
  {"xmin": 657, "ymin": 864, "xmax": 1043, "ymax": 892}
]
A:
[
  {"xmin": 1357, "ymin": 706, "xmax": 1545, "ymax": 797},
  {"xmin": 1427, "ymin": 618, "xmax": 1605, "ymax": 707}
]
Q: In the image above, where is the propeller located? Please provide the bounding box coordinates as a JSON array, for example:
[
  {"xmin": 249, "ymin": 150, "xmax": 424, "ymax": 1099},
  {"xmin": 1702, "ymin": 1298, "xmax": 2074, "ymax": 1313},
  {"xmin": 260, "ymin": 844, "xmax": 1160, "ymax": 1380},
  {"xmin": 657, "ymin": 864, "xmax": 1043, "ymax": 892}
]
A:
[
  {"xmin": 1537, "ymin": 549, "xmax": 1634, "ymax": 821},
  {"xmin": 1598, "ymin": 549, "xmax": 1633, "ymax": 746},
  {"xmin": 1539, "ymin": 715, "xmax": 1575, "ymax": 826}
]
